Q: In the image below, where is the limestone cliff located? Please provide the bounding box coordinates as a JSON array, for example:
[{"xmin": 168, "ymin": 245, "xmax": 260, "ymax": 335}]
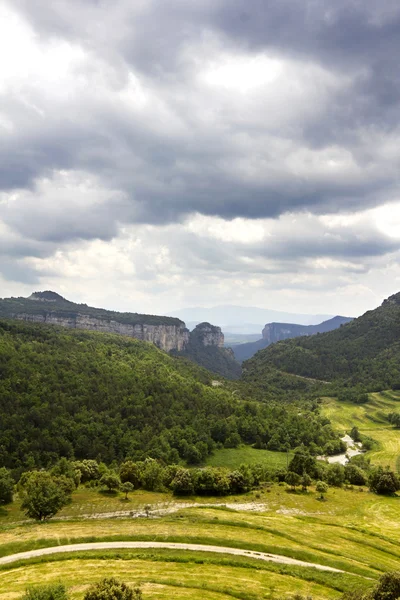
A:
[
  {"xmin": 190, "ymin": 322, "xmax": 225, "ymax": 347},
  {"xmin": 15, "ymin": 312, "xmax": 189, "ymax": 352},
  {"xmin": 0, "ymin": 291, "xmax": 189, "ymax": 352}
]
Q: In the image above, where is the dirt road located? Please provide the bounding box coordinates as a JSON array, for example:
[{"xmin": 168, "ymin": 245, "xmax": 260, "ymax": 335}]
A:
[{"xmin": 0, "ymin": 541, "xmax": 344, "ymax": 573}]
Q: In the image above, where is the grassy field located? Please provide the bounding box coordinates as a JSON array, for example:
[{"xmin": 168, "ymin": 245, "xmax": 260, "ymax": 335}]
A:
[
  {"xmin": 1, "ymin": 394, "xmax": 399, "ymax": 600},
  {"xmin": 1, "ymin": 482, "xmax": 399, "ymax": 600},
  {"xmin": 205, "ymin": 446, "xmax": 293, "ymax": 469},
  {"xmin": 321, "ymin": 390, "xmax": 400, "ymax": 470}
]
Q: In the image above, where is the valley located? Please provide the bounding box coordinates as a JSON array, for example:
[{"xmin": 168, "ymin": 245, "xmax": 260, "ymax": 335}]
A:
[{"xmin": 0, "ymin": 292, "xmax": 400, "ymax": 600}]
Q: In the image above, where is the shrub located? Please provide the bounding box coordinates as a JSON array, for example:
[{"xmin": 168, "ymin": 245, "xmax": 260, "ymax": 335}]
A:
[
  {"xmin": 84, "ymin": 578, "xmax": 142, "ymax": 600},
  {"xmin": 21, "ymin": 583, "xmax": 68, "ymax": 600}
]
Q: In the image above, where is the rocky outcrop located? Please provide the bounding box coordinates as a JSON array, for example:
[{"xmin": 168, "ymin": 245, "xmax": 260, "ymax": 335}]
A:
[
  {"xmin": 172, "ymin": 322, "xmax": 241, "ymax": 379},
  {"xmin": 190, "ymin": 322, "xmax": 224, "ymax": 347},
  {"xmin": 262, "ymin": 316, "xmax": 352, "ymax": 344},
  {"xmin": 15, "ymin": 312, "xmax": 189, "ymax": 352}
]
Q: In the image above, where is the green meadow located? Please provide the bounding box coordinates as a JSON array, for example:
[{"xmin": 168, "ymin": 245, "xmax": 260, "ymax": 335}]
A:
[{"xmin": 321, "ymin": 390, "xmax": 400, "ymax": 470}]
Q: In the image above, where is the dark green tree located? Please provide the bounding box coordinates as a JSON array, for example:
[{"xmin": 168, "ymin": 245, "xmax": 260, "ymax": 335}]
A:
[
  {"xmin": 0, "ymin": 467, "xmax": 14, "ymax": 505},
  {"xmin": 344, "ymin": 464, "xmax": 367, "ymax": 486},
  {"xmin": 289, "ymin": 451, "xmax": 317, "ymax": 477},
  {"xmin": 369, "ymin": 467, "xmax": 400, "ymax": 495},
  {"xmin": 99, "ymin": 472, "xmax": 120, "ymax": 492},
  {"xmin": 285, "ymin": 471, "xmax": 301, "ymax": 491},
  {"xmin": 301, "ymin": 473, "xmax": 312, "ymax": 492}
]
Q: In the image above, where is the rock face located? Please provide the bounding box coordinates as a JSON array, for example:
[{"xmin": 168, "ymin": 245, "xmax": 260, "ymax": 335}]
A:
[
  {"xmin": 262, "ymin": 316, "xmax": 352, "ymax": 345},
  {"xmin": 0, "ymin": 291, "xmax": 191, "ymax": 352},
  {"xmin": 15, "ymin": 312, "xmax": 190, "ymax": 352},
  {"xmin": 190, "ymin": 322, "xmax": 224, "ymax": 347}
]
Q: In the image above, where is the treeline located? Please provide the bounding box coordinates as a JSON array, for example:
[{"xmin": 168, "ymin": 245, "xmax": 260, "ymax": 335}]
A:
[
  {"xmin": 2, "ymin": 452, "xmax": 398, "ymax": 522},
  {"xmin": 0, "ymin": 320, "xmax": 341, "ymax": 474}
]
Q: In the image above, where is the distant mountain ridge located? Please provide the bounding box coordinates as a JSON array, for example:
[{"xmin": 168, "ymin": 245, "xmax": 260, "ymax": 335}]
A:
[
  {"xmin": 170, "ymin": 304, "xmax": 335, "ymax": 332},
  {"xmin": 243, "ymin": 292, "xmax": 400, "ymax": 390},
  {"xmin": 233, "ymin": 316, "xmax": 352, "ymax": 362}
]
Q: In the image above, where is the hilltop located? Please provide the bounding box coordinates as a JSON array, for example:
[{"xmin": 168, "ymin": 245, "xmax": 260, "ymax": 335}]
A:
[{"xmin": 243, "ymin": 292, "xmax": 400, "ymax": 391}]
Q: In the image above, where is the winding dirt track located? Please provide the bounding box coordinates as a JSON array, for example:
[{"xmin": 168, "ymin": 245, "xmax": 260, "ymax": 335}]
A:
[{"xmin": 0, "ymin": 542, "xmax": 344, "ymax": 573}]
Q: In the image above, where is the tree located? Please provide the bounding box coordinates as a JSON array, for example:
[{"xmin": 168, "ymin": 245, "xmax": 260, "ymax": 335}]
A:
[
  {"xmin": 301, "ymin": 473, "xmax": 312, "ymax": 492},
  {"xmin": 285, "ymin": 471, "xmax": 301, "ymax": 491},
  {"xmin": 326, "ymin": 463, "xmax": 345, "ymax": 487},
  {"xmin": 350, "ymin": 426, "xmax": 361, "ymax": 442},
  {"xmin": 73, "ymin": 460, "xmax": 100, "ymax": 483},
  {"xmin": 21, "ymin": 583, "xmax": 68, "ymax": 600},
  {"xmin": 121, "ymin": 481, "xmax": 134, "ymax": 500},
  {"xmin": 84, "ymin": 578, "xmax": 142, "ymax": 600},
  {"xmin": 288, "ymin": 451, "xmax": 317, "ymax": 477},
  {"xmin": 369, "ymin": 467, "xmax": 400, "ymax": 495},
  {"xmin": 344, "ymin": 464, "xmax": 367, "ymax": 486},
  {"xmin": 20, "ymin": 471, "xmax": 70, "ymax": 521},
  {"xmin": 0, "ymin": 467, "xmax": 14, "ymax": 505},
  {"xmin": 316, "ymin": 480, "xmax": 328, "ymax": 500},
  {"xmin": 120, "ymin": 461, "xmax": 143, "ymax": 487},
  {"xmin": 99, "ymin": 472, "xmax": 120, "ymax": 492},
  {"xmin": 170, "ymin": 468, "xmax": 194, "ymax": 495}
]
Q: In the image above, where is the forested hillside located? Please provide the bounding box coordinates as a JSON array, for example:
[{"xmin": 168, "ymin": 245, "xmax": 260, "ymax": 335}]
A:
[
  {"xmin": 0, "ymin": 320, "xmax": 340, "ymax": 473},
  {"xmin": 233, "ymin": 316, "xmax": 352, "ymax": 362},
  {"xmin": 243, "ymin": 292, "xmax": 400, "ymax": 391}
]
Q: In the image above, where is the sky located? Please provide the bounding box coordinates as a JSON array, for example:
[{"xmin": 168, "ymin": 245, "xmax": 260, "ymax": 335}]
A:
[{"xmin": 1, "ymin": 0, "xmax": 400, "ymax": 318}]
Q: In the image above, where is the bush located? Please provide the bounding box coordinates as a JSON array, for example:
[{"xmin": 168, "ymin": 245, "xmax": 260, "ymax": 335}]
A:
[
  {"xmin": 84, "ymin": 578, "xmax": 142, "ymax": 600},
  {"xmin": 316, "ymin": 480, "xmax": 328, "ymax": 499},
  {"xmin": 21, "ymin": 583, "xmax": 68, "ymax": 600}
]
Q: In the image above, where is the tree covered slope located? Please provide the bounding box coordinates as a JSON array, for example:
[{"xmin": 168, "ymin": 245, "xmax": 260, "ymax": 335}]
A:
[
  {"xmin": 0, "ymin": 320, "xmax": 339, "ymax": 472},
  {"xmin": 243, "ymin": 292, "xmax": 400, "ymax": 390},
  {"xmin": 233, "ymin": 316, "xmax": 352, "ymax": 363}
]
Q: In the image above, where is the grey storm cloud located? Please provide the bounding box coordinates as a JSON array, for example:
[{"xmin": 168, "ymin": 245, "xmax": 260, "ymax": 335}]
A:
[{"xmin": 2, "ymin": 0, "xmax": 400, "ymax": 290}]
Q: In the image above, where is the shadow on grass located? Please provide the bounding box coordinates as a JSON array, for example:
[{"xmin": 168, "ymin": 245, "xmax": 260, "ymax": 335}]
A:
[
  {"xmin": 98, "ymin": 489, "xmax": 119, "ymax": 497},
  {"xmin": 0, "ymin": 507, "xmax": 8, "ymax": 517}
]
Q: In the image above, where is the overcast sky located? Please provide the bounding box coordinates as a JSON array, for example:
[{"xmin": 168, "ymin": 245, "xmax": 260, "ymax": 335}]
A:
[{"xmin": 1, "ymin": 0, "xmax": 400, "ymax": 317}]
